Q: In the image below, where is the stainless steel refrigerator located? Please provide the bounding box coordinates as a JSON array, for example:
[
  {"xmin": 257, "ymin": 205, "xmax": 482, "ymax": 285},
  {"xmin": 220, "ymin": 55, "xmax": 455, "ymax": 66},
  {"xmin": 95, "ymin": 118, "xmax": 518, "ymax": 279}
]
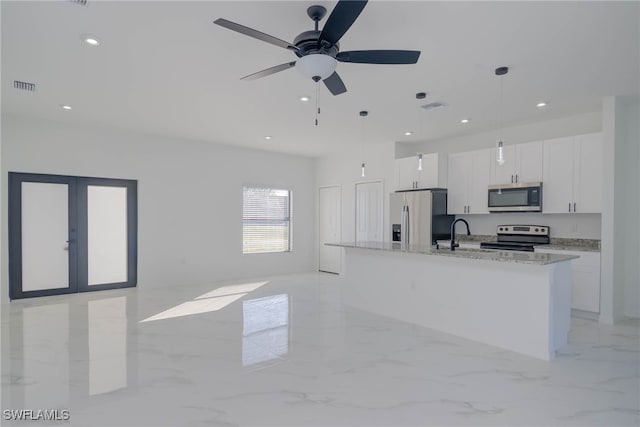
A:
[{"xmin": 390, "ymin": 189, "xmax": 454, "ymax": 247}]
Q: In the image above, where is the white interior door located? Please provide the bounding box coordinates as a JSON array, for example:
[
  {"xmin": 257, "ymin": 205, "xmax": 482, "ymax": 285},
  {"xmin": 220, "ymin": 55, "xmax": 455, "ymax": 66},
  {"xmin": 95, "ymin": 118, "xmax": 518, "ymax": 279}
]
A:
[
  {"xmin": 356, "ymin": 181, "xmax": 383, "ymax": 243},
  {"xmin": 319, "ymin": 186, "xmax": 341, "ymax": 274},
  {"xmin": 21, "ymin": 182, "xmax": 70, "ymax": 291}
]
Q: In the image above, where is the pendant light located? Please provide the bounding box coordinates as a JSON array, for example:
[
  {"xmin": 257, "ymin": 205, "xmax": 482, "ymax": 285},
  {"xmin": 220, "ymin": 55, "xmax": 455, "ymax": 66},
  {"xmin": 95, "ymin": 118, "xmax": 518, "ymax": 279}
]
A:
[
  {"xmin": 416, "ymin": 92, "xmax": 427, "ymax": 171},
  {"xmin": 359, "ymin": 110, "xmax": 368, "ymax": 177},
  {"xmin": 495, "ymin": 66, "xmax": 508, "ymax": 165}
]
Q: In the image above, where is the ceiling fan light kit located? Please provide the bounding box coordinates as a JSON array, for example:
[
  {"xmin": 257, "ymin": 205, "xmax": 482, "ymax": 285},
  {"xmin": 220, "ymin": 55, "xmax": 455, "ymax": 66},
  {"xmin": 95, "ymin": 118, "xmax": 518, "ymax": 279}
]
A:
[
  {"xmin": 296, "ymin": 54, "xmax": 338, "ymax": 81},
  {"xmin": 214, "ymin": 0, "xmax": 420, "ymax": 96}
]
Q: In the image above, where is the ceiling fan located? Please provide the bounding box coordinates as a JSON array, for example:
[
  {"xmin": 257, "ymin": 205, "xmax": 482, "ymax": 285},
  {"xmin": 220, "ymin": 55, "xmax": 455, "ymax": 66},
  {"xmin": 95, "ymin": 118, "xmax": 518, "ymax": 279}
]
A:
[{"xmin": 214, "ymin": 0, "xmax": 421, "ymax": 95}]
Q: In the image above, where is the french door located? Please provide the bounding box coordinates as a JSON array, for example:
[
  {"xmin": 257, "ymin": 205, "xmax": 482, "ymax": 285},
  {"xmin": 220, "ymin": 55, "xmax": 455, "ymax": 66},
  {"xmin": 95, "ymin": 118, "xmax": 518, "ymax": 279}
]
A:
[{"xmin": 9, "ymin": 173, "xmax": 137, "ymax": 299}]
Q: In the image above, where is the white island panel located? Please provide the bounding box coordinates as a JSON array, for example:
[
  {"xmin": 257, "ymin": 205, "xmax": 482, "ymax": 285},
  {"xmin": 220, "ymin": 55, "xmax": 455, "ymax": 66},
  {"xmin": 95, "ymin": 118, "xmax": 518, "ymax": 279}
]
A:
[{"xmin": 340, "ymin": 246, "xmax": 572, "ymax": 360}]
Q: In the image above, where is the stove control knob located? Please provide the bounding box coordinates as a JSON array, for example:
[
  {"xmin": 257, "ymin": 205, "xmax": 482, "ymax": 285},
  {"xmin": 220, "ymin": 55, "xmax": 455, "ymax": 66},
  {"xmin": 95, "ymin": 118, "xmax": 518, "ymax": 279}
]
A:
[{"xmin": 535, "ymin": 228, "xmax": 539, "ymax": 232}]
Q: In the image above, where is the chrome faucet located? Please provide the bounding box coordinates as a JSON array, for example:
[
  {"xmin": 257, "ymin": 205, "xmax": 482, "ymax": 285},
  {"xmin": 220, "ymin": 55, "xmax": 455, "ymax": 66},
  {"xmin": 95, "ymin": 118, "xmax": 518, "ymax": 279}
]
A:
[{"xmin": 450, "ymin": 218, "xmax": 471, "ymax": 251}]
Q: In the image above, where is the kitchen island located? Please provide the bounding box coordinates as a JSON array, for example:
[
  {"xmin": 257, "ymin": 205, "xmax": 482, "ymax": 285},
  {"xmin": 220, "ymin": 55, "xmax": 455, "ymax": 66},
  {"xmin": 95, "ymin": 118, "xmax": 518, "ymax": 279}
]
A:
[{"xmin": 327, "ymin": 242, "xmax": 579, "ymax": 360}]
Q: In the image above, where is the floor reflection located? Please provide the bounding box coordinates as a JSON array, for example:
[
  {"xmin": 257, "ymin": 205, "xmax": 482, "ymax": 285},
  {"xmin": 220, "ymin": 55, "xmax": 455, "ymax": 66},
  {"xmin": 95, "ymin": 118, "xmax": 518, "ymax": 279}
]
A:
[
  {"xmin": 88, "ymin": 296, "xmax": 127, "ymax": 395},
  {"xmin": 21, "ymin": 303, "xmax": 70, "ymax": 409},
  {"xmin": 2, "ymin": 292, "xmax": 135, "ymax": 413},
  {"xmin": 242, "ymin": 294, "xmax": 289, "ymax": 367}
]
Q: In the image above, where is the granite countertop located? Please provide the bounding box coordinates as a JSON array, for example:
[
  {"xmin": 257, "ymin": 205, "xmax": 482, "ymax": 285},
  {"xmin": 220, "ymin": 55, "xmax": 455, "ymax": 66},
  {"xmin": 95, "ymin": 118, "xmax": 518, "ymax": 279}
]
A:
[
  {"xmin": 327, "ymin": 241, "xmax": 579, "ymax": 265},
  {"xmin": 454, "ymin": 234, "xmax": 601, "ymax": 252}
]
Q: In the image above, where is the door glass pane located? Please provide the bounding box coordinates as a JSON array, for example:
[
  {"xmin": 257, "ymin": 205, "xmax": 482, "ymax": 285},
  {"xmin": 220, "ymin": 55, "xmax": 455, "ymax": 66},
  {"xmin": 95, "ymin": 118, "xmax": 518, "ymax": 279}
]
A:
[
  {"xmin": 21, "ymin": 182, "xmax": 69, "ymax": 291},
  {"xmin": 88, "ymin": 186, "xmax": 128, "ymax": 285}
]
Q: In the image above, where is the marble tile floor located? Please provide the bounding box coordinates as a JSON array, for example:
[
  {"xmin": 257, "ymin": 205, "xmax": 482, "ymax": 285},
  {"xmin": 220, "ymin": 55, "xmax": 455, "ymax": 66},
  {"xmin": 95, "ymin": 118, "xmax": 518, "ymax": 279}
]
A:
[{"xmin": 1, "ymin": 273, "xmax": 638, "ymax": 427}]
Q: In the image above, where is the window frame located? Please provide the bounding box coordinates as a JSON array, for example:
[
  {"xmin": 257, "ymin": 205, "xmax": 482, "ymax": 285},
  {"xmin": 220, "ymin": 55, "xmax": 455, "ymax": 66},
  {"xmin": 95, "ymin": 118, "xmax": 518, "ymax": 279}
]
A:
[{"xmin": 242, "ymin": 185, "xmax": 293, "ymax": 255}]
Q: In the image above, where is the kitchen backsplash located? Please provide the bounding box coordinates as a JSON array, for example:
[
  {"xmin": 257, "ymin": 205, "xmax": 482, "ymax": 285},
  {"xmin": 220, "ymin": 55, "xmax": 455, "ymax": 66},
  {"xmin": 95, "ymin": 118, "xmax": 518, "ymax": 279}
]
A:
[{"xmin": 455, "ymin": 212, "xmax": 601, "ymax": 239}]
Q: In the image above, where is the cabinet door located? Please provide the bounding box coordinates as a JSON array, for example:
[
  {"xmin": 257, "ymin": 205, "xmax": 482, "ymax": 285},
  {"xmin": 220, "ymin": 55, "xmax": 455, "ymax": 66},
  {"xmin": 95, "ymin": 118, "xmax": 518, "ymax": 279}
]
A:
[
  {"xmin": 516, "ymin": 141, "xmax": 544, "ymax": 183},
  {"xmin": 395, "ymin": 157, "xmax": 418, "ymax": 191},
  {"xmin": 417, "ymin": 153, "xmax": 439, "ymax": 188},
  {"xmin": 543, "ymin": 137, "xmax": 575, "ymax": 213},
  {"xmin": 535, "ymin": 249, "xmax": 601, "ymax": 313},
  {"xmin": 447, "ymin": 153, "xmax": 469, "ymax": 214},
  {"xmin": 468, "ymin": 149, "xmax": 491, "ymax": 214},
  {"xmin": 490, "ymin": 145, "xmax": 516, "ymax": 185},
  {"xmin": 574, "ymin": 133, "xmax": 603, "ymax": 213}
]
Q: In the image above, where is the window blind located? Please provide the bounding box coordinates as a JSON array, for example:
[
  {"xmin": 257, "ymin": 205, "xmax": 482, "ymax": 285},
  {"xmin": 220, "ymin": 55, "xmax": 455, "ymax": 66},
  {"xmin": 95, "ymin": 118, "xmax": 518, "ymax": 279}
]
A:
[{"xmin": 242, "ymin": 186, "xmax": 291, "ymax": 254}]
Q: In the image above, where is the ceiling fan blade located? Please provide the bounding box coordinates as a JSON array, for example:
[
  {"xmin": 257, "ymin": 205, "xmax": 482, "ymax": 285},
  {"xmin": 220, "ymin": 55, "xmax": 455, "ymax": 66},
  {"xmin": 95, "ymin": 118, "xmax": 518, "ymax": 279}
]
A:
[
  {"xmin": 323, "ymin": 72, "xmax": 347, "ymax": 96},
  {"xmin": 319, "ymin": 0, "xmax": 368, "ymax": 45},
  {"xmin": 240, "ymin": 62, "xmax": 297, "ymax": 81},
  {"xmin": 337, "ymin": 50, "xmax": 421, "ymax": 64},
  {"xmin": 214, "ymin": 18, "xmax": 298, "ymax": 52}
]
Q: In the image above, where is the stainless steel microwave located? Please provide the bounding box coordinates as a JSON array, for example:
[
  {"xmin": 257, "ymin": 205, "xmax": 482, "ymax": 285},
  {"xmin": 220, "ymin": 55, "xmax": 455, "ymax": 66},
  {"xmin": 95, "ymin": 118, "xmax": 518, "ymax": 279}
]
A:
[{"xmin": 488, "ymin": 182, "xmax": 542, "ymax": 212}]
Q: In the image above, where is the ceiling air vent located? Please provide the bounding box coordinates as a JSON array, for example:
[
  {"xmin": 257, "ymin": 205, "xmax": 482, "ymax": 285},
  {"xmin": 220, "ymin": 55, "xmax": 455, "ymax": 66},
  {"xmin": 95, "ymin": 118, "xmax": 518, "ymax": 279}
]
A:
[
  {"xmin": 68, "ymin": 0, "xmax": 87, "ymax": 5},
  {"xmin": 421, "ymin": 102, "xmax": 446, "ymax": 111},
  {"xmin": 14, "ymin": 80, "xmax": 36, "ymax": 92}
]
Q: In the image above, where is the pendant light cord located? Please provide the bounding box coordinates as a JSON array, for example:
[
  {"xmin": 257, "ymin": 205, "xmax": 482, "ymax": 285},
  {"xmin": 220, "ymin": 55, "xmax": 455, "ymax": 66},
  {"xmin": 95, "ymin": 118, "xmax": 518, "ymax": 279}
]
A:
[
  {"xmin": 499, "ymin": 74, "xmax": 504, "ymax": 142},
  {"xmin": 315, "ymin": 83, "xmax": 320, "ymax": 126},
  {"xmin": 361, "ymin": 114, "xmax": 365, "ymax": 164}
]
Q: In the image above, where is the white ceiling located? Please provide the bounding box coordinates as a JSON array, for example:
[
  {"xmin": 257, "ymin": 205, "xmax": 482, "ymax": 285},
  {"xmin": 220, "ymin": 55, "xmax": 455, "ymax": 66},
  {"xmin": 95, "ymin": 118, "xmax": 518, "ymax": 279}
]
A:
[{"xmin": 2, "ymin": 1, "xmax": 639, "ymax": 157}]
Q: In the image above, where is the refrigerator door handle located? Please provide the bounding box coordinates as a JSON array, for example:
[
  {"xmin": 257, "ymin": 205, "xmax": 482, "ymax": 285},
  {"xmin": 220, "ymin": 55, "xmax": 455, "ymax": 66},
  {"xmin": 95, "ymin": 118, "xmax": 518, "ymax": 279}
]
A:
[{"xmin": 401, "ymin": 205, "xmax": 409, "ymax": 247}]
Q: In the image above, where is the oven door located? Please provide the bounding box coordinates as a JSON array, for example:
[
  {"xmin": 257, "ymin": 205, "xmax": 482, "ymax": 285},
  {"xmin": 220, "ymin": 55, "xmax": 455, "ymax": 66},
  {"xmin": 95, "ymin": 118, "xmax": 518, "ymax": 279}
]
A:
[{"xmin": 488, "ymin": 184, "xmax": 542, "ymax": 212}]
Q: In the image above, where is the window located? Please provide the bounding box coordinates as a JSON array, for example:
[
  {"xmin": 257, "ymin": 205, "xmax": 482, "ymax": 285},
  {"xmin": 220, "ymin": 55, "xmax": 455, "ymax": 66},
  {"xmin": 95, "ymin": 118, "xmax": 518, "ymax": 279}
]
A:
[{"xmin": 242, "ymin": 186, "xmax": 291, "ymax": 254}]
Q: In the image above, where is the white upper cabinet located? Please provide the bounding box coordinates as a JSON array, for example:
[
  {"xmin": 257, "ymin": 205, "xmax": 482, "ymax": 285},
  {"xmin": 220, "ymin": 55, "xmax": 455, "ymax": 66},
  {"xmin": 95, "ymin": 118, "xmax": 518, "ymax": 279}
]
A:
[
  {"xmin": 490, "ymin": 140, "xmax": 543, "ymax": 185},
  {"xmin": 542, "ymin": 136, "xmax": 575, "ymax": 213},
  {"xmin": 574, "ymin": 133, "xmax": 603, "ymax": 213},
  {"xmin": 447, "ymin": 149, "xmax": 491, "ymax": 214},
  {"xmin": 543, "ymin": 132, "xmax": 602, "ymax": 213},
  {"xmin": 447, "ymin": 153, "xmax": 469, "ymax": 214},
  {"xmin": 395, "ymin": 153, "xmax": 440, "ymax": 190}
]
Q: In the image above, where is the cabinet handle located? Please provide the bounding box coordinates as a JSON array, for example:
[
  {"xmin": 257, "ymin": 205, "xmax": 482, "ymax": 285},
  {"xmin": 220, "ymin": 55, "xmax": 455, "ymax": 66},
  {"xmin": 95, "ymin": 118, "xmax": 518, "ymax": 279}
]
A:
[
  {"xmin": 468, "ymin": 205, "xmax": 471, "ymax": 213},
  {"xmin": 574, "ymin": 202, "xmax": 576, "ymax": 212},
  {"xmin": 511, "ymin": 175, "xmax": 514, "ymax": 183},
  {"xmin": 515, "ymin": 174, "xmax": 518, "ymax": 183},
  {"xmin": 568, "ymin": 202, "xmax": 571, "ymax": 212}
]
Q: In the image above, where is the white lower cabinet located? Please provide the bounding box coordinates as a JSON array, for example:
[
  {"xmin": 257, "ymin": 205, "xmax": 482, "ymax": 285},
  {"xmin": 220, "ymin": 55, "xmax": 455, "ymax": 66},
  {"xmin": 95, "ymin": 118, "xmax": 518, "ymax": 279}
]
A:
[{"xmin": 536, "ymin": 248, "xmax": 600, "ymax": 313}]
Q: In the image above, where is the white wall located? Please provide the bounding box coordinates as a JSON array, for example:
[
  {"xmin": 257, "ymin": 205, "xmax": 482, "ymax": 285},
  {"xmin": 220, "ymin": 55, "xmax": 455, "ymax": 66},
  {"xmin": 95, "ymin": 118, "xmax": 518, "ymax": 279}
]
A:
[
  {"xmin": 1, "ymin": 115, "xmax": 316, "ymax": 303},
  {"xmin": 613, "ymin": 96, "xmax": 640, "ymax": 319},
  {"xmin": 600, "ymin": 95, "xmax": 640, "ymax": 322},
  {"xmin": 397, "ymin": 111, "xmax": 603, "ymax": 239},
  {"xmin": 618, "ymin": 97, "xmax": 640, "ymax": 318},
  {"xmin": 316, "ymin": 141, "xmax": 396, "ymax": 272}
]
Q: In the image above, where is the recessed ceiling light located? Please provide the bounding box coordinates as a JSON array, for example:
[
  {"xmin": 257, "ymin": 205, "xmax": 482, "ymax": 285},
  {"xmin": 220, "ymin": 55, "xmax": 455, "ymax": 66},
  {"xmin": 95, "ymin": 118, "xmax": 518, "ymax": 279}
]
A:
[
  {"xmin": 404, "ymin": 131, "xmax": 413, "ymax": 136},
  {"xmin": 461, "ymin": 118, "xmax": 470, "ymax": 124},
  {"xmin": 61, "ymin": 105, "xmax": 72, "ymax": 110},
  {"xmin": 81, "ymin": 34, "xmax": 101, "ymax": 46},
  {"xmin": 537, "ymin": 102, "xmax": 547, "ymax": 108},
  {"xmin": 264, "ymin": 136, "xmax": 272, "ymax": 140},
  {"xmin": 300, "ymin": 96, "xmax": 310, "ymax": 102}
]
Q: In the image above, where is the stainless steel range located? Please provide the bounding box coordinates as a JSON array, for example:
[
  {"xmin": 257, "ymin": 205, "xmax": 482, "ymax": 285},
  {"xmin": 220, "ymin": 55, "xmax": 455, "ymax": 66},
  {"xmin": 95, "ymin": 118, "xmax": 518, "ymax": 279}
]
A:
[{"xmin": 480, "ymin": 225, "xmax": 550, "ymax": 252}]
